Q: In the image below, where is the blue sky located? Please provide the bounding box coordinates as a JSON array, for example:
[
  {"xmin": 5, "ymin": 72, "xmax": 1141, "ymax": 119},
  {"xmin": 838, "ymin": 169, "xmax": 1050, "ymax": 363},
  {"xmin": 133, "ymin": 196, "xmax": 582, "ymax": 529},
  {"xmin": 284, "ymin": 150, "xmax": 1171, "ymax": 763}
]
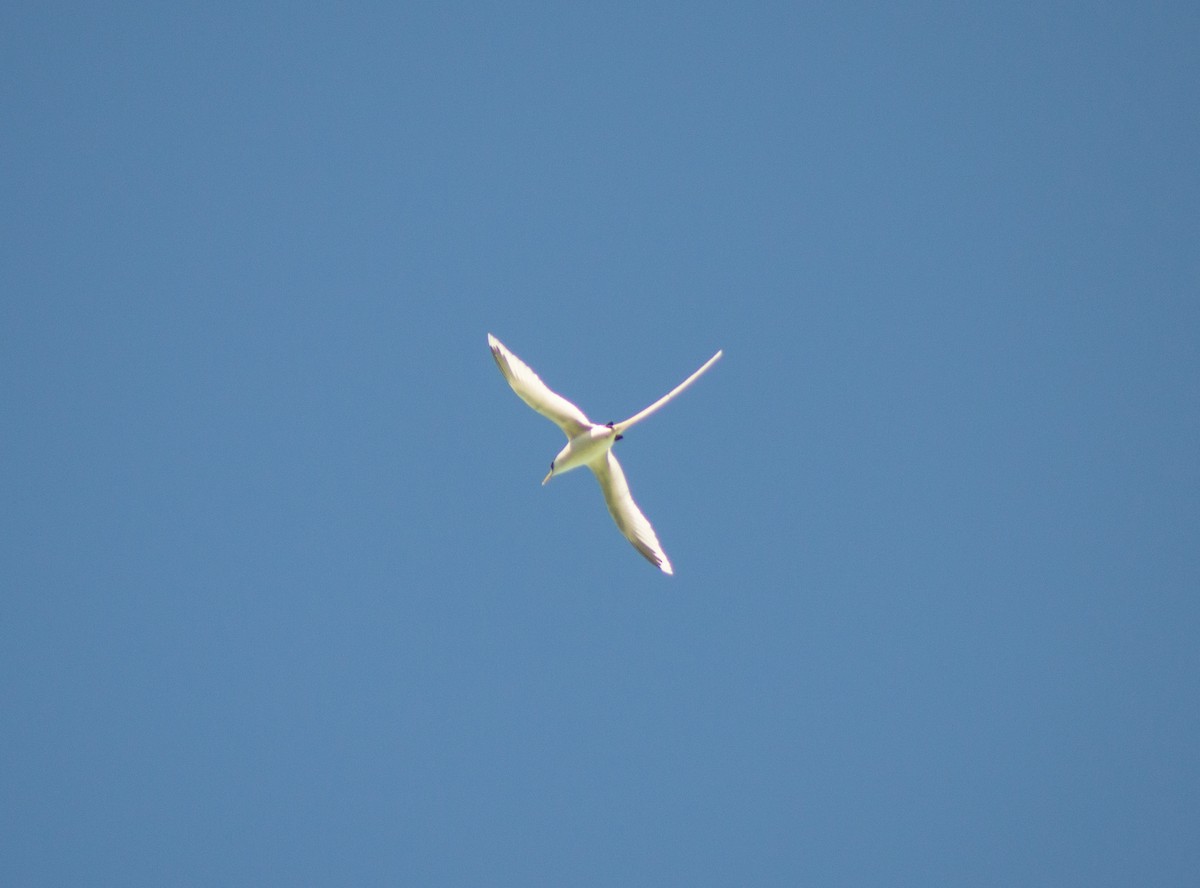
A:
[{"xmin": 3, "ymin": 2, "xmax": 1198, "ymax": 884}]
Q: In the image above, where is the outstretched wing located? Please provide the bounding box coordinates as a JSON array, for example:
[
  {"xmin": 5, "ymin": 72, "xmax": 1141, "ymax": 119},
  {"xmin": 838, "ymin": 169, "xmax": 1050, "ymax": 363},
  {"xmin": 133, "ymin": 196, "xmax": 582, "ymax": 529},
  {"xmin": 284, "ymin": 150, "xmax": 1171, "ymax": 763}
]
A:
[
  {"xmin": 488, "ymin": 334, "xmax": 592, "ymax": 438},
  {"xmin": 590, "ymin": 450, "xmax": 673, "ymax": 575}
]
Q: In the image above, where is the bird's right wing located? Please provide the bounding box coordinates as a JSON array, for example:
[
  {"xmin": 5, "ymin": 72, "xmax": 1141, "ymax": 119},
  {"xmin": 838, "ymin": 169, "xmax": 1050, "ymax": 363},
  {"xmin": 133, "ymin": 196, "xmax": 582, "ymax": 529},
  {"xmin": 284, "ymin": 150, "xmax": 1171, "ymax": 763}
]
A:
[
  {"xmin": 591, "ymin": 450, "xmax": 673, "ymax": 575},
  {"xmin": 488, "ymin": 334, "xmax": 592, "ymax": 438}
]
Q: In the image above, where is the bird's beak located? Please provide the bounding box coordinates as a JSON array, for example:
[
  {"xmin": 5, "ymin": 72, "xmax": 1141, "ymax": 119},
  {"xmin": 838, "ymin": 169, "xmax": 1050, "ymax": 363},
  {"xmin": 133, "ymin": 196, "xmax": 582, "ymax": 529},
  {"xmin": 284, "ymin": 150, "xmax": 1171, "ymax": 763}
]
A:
[{"xmin": 541, "ymin": 469, "xmax": 553, "ymax": 485}]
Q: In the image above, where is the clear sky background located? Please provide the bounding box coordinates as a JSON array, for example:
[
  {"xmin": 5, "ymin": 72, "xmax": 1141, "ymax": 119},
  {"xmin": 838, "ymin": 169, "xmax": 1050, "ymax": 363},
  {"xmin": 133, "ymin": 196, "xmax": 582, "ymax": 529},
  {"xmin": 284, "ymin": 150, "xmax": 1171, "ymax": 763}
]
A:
[{"xmin": 3, "ymin": 3, "xmax": 1198, "ymax": 885}]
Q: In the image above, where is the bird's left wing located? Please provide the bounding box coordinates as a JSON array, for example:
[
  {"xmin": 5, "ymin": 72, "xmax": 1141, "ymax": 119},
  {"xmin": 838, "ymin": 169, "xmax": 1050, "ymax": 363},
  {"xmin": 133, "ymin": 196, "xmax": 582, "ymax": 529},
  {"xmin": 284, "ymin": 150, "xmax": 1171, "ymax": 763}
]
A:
[
  {"xmin": 590, "ymin": 450, "xmax": 673, "ymax": 575},
  {"xmin": 488, "ymin": 334, "xmax": 591, "ymax": 438}
]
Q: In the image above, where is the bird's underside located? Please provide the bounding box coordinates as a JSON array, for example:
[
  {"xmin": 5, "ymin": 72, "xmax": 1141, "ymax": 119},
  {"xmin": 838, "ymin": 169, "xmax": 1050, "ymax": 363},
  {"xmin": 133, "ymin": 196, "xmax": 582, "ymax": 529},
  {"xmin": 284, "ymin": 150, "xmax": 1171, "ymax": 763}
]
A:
[{"xmin": 487, "ymin": 333, "xmax": 722, "ymax": 574}]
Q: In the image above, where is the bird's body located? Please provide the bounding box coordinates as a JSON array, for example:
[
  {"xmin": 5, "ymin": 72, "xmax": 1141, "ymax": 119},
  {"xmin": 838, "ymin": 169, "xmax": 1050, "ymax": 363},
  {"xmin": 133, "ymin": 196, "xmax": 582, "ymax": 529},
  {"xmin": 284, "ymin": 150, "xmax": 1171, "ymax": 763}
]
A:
[
  {"xmin": 547, "ymin": 424, "xmax": 621, "ymax": 481},
  {"xmin": 487, "ymin": 333, "xmax": 722, "ymax": 575}
]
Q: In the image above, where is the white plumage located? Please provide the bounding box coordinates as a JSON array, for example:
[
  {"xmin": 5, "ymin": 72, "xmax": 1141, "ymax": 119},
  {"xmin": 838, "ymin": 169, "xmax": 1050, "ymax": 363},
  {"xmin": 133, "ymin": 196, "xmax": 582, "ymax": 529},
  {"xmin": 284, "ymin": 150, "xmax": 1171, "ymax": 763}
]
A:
[{"xmin": 488, "ymin": 333, "xmax": 722, "ymax": 574}]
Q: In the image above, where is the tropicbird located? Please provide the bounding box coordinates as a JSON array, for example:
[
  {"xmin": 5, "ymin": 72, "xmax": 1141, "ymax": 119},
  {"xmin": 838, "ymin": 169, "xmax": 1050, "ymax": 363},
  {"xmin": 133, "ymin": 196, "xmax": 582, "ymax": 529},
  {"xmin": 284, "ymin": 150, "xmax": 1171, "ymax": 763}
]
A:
[{"xmin": 488, "ymin": 333, "xmax": 723, "ymax": 574}]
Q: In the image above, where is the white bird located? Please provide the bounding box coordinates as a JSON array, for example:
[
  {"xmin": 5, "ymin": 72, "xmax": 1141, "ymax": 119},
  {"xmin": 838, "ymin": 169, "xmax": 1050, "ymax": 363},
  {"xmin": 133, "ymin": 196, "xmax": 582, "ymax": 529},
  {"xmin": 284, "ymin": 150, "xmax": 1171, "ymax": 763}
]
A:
[{"xmin": 488, "ymin": 333, "xmax": 723, "ymax": 575}]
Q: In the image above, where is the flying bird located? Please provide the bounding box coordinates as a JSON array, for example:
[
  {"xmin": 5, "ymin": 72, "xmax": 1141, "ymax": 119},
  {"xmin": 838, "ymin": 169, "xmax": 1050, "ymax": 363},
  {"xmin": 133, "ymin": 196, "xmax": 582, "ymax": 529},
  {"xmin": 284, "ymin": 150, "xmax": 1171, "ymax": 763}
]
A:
[{"xmin": 487, "ymin": 333, "xmax": 723, "ymax": 574}]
